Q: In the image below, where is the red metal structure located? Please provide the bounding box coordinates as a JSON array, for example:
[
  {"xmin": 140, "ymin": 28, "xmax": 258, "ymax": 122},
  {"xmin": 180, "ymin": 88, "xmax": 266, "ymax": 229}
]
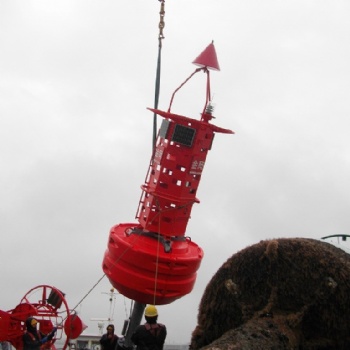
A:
[
  {"xmin": 102, "ymin": 43, "xmax": 234, "ymax": 305},
  {"xmin": 0, "ymin": 285, "xmax": 85, "ymax": 350}
]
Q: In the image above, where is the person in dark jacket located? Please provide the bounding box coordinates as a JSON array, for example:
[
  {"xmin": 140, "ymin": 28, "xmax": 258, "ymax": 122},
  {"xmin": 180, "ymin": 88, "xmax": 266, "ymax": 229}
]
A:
[
  {"xmin": 99, "ymin": 324, "xmax": 120, "ymax": 350},
  {"xmin": 131, "ymin": 305, "xmax": 167, "ymax": 350},
  {"xmin": 22, "ymin": 317, "xmax": 56, "ymax": 350}
]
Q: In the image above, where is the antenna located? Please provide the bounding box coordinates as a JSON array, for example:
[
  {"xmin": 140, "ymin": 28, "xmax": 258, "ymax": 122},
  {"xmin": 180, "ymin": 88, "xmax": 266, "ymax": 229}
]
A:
[
  {"xmin": 101, "ymin": 287, "xmax": 119, "ymax": 321},
  {"xmin": 90, "ymin": 288, "xmax": 119, "ymax": 334}
]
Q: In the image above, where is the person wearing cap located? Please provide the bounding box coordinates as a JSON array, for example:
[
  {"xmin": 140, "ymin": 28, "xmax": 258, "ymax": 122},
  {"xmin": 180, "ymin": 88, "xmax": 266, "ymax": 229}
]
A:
[
  {"xmin": 22, "ymin": 317, "xmax": 57, "ymax": 350},
  {"xmin": 131, "ymin": 305, "xmax": 167, "ymax": 350},
  {"xmin": 100, "ymin": 324, "xmax": 120, "ymax": 350}
]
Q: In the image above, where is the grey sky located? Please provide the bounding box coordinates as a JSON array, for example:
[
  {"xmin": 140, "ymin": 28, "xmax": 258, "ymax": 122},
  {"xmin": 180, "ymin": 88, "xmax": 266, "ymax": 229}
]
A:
[{"xmin": 1, "ymin": 0, "xmax": 350, "ymax": 345}]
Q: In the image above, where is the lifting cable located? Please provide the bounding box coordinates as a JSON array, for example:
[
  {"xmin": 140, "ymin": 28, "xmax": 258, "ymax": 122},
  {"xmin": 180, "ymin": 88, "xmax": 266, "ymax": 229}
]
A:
[
  {"xmin": 71, "ymin": 231, "xmax": 143, "ymax": 314},
  {"xmin": 152, "ymin": 0, "xmax": 165, "ymax": 150},
  {"xmin": 71, "ymin": 274, "xmax": 106, "ymax": 313},
  {"xmin": 151, "ymin": 0, "xmax": 165, "ymax": 304}
]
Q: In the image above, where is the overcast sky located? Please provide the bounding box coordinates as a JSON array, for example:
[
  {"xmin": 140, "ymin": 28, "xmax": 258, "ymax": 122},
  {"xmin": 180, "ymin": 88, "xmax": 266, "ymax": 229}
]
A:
[{"xmin": 1, "ymin": 0, "xmax": 350, "ymax": 345}]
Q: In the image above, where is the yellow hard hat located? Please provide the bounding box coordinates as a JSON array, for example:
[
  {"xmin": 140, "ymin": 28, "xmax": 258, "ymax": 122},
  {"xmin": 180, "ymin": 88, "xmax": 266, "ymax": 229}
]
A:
[
  {"xmin": 26, "ymin": 317, "xmax": 38, "ymax": 328},
  {"xmin": 145, "ymin": 305, "xmax": 158, "ymax": 317}
]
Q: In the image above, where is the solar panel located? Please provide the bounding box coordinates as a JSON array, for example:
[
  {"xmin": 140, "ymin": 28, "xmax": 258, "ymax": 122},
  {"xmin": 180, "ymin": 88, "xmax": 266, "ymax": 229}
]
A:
[{"xmin": 171, "ymin": 124, "xmax": 196, "ymax": 147}]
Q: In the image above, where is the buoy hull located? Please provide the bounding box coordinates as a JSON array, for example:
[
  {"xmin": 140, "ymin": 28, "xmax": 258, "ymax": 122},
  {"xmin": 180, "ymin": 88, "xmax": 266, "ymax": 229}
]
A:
[{"xmin": 102, "ymin": 223, "xmax": 204, "ymax": 305}]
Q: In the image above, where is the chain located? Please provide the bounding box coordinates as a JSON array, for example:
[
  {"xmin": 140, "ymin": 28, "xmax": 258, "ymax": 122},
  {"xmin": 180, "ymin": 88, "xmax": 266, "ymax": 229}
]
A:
[{"xmin": 158, "ymin": 0, "xmax": 165, "ymax": 44}]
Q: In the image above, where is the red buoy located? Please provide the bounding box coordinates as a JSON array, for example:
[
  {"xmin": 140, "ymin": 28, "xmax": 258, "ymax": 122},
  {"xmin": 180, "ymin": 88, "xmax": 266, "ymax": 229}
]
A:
[{"xmin": 102, "ymin": 43, "xmax": 233, "ymax": 305}]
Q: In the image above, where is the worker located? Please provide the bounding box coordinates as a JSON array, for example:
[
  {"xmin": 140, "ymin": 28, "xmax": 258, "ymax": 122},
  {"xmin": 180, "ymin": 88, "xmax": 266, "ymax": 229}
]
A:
[
  {"xmin": 131, "ymin": 305, "xmax": 167, "ymax": 350},
  {"xmin": 99, "ymin": 324, "xmax": 120, "ymax": 350},
  {"xmin": 22, "ymin": 317, "xmax": 57, "ymax": 350}
]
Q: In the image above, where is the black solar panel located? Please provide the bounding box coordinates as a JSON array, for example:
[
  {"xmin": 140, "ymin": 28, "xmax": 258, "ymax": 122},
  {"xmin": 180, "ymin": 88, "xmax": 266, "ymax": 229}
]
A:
[{"xmin": 171, "ymin": 124, "xmax": 196, "ymax": 147}]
